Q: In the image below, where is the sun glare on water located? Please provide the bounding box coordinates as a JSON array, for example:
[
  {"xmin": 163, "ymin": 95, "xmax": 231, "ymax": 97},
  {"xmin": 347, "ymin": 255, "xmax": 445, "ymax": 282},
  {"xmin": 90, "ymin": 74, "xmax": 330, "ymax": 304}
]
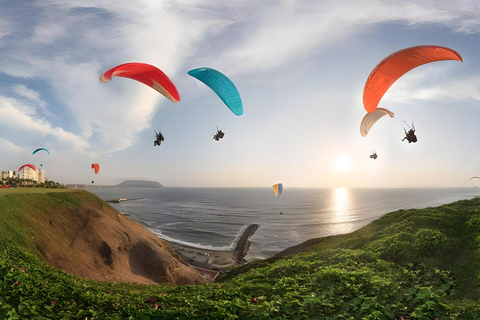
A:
[{"xmin": 333, "ymin": 154, "xmax": 353, "ymax": 171}]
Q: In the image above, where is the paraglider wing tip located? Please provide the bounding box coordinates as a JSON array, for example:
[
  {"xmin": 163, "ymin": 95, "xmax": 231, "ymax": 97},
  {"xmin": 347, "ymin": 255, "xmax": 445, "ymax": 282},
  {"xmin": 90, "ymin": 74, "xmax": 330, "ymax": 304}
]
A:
[
  {"xmin": 187, "ymin": 68, "xmax": 206, "ymax": 76},
  {"xmin": 99, "ymin": 74, "xmax": 110, "ymax": 83}
]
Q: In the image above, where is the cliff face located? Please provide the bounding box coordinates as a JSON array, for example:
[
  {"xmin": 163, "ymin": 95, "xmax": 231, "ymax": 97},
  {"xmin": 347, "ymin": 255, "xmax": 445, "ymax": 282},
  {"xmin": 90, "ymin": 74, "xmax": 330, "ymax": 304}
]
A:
[{"xmin": 11, "ymin": 191, "xmax": 206, "ymax": 285}]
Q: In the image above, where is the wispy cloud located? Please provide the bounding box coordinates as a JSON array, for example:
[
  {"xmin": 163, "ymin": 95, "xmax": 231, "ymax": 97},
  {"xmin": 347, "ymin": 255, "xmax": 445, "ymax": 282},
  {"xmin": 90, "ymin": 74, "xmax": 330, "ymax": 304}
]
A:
[
  {"xmin": 0, "ymin": 0, "xmax": 478, "ymax": 159},
  {"xmin": 0, "ymin": 137, "xmax": 27, "ymax": 155},
  {"xmin": 0, "ymin": 96, "xmax": 89, "ymax": 152},
  {"xmin": 0, "ymin": 1, "xmax": 235, "ymax": 155},
  {"xmin": 381, "ymin": 65, "xmax": 480, "ymax": 105},
  {"xmin": 11, "ymin": 85, "xmax": 53, "ymax": 120},
  {"xmin": 13, "ymin": 85, "xmax": 47, "ymax": 108},
  {"xmin": 393, "ymin": 75, "xmax": 480, "ymax": 102},
  {"xmin": 216, "ymin": 0, "xmax": 480, "ymax": 74}
]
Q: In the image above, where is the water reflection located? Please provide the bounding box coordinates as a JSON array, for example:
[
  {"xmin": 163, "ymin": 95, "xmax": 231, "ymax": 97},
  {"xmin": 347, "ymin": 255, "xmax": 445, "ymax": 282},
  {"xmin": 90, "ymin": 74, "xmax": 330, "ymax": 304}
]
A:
[
  {"xmin": 333, "ymin": 187, "xmax": 349, "ymax": 213},
  {"xmin": 330, "ymin": 187, "xmax": 354, "ymax": 234}
]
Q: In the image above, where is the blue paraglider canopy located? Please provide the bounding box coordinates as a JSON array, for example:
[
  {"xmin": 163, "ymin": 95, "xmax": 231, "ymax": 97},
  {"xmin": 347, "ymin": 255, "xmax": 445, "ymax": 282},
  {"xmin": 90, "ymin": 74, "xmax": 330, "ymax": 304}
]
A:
[
  {"xmin": 273, "ymin": 183, "xmax": 283, "ymax": 197},
  {"xmin": 32, "ymin": 148, "xmax": 50, "ymax": 155},
  {"xmin": 188, "ymin": 67, "xmax": 243, "ymax": 116}
]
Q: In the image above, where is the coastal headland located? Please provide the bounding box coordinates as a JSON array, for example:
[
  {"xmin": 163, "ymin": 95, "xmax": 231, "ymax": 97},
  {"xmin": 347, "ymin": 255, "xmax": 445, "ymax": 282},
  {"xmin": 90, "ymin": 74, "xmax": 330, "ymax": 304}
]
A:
[{"xmin": 0, "ymin": 189, "xmax": 207, "ymax": 285}]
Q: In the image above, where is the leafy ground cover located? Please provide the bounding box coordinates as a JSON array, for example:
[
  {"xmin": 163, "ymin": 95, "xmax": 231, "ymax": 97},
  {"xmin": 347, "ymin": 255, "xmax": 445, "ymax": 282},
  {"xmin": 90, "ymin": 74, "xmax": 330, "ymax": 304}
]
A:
[
  {"xmin": 1, "ymin": 192, "xmax": 480, "ymax": 319},
  {"xmin": 0, "ymin": 188, "xmax": 74, "ymax": 196}
]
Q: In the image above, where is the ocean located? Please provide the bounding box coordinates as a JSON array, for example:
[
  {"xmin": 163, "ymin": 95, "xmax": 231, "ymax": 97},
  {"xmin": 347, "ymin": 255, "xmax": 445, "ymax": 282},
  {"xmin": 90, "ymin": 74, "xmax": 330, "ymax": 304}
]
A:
[{"xmin": 92, "ymin": 187, "xmax": 479, "ymax": 261}]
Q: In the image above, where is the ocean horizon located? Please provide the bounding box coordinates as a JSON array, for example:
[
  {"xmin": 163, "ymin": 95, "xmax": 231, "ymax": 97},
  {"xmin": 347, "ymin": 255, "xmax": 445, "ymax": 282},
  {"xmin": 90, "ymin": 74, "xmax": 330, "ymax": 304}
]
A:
[{"xmin": 92, "ymin": 187, "xmax": 480, "ymax": 261}]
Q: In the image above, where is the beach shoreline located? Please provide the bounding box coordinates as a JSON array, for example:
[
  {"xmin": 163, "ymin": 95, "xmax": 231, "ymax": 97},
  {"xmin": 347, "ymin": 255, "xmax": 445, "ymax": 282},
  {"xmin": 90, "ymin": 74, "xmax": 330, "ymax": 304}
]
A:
[{"xmin": 166, "ymin": 224, "xmax": 259, "ymax": 279}]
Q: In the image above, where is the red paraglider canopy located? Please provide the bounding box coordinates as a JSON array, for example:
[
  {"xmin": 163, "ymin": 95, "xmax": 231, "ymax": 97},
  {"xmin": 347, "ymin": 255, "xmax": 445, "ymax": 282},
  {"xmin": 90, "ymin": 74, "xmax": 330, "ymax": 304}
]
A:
[
  {"xmin": 100, "ymin": 62, "xmax": 180, "ymax": 103},
  {"xmin": 363, "ymin": 45, "xmax": 463, "ymax": 113},
  {"xmin": 18, "ymin": 164, "xmax": 37, "ymax": 172},
  {"xmin": 91, "ymin": 163, "xmax": 100, "ymax": 174}
]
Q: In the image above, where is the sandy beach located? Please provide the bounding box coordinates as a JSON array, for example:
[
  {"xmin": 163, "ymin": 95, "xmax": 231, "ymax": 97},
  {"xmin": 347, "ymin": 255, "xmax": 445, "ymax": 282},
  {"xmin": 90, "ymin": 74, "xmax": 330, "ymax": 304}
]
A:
[
  {"xmin": 166, "ymin": 224, "xmax": 259, "ymax": 280},
  {"xmin": 168, "ymin": 242, "xmax": 239, "ymax": 269}
]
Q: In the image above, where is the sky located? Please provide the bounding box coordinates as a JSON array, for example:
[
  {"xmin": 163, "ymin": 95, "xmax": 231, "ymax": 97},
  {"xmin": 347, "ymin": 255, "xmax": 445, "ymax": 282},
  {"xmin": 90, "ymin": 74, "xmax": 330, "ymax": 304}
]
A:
[{"xmin": 1, "ymin": 0, "xmax": 480, "ymax": 188}]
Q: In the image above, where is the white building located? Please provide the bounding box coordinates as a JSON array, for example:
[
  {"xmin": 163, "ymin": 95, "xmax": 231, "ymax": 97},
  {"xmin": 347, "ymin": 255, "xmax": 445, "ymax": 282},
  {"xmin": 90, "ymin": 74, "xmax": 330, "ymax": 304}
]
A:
[
  {"xmin": 38, "ymin": 169, "xmax": 45, "ymax": 184},
  {"xmin": 20, "ymin": 166, "xmax": 38, "ymax": 181}
]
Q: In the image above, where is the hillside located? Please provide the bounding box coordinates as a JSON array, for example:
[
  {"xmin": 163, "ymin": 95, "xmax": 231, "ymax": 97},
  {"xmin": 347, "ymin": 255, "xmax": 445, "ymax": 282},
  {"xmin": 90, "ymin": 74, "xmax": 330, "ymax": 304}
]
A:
[
  {"xmin": 0, "ymin": 189, "xmax": 205, "ymax": 286},
  {"xmin": 2, "ymin": 194, "xmax": 480, "ymax": 318},
  {"xmin": 116, "ymin": 180, "xmax": 163, "ymax": 188}
]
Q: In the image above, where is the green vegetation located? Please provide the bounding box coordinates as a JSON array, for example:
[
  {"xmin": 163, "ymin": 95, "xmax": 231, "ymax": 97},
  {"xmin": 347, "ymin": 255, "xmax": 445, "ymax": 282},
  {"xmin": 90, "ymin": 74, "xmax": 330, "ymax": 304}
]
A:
[
  {"xmin": 0, "ymin": 188, "xmax": 74, "ymax": 196},
  {"xmin": 1, "ymin": 175, "xmax": 66, "ymax": 189},
  {"xmin": 1, "ymin": 192, "xmax": 480, "ymax": 319}
]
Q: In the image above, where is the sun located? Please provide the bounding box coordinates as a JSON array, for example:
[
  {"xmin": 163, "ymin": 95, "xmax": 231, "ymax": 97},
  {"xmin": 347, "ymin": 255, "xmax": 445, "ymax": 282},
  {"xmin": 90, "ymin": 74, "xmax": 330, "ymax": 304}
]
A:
[{"xmin": 333, "ymin": 154, "xmax": 353, "ymax": 171}]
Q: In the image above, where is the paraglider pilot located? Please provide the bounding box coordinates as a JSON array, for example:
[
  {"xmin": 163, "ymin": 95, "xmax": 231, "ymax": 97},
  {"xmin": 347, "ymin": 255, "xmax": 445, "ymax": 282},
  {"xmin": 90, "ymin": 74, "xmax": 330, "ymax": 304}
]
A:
[
  {"xmin": 154, "ymin": 130, "xmax": 164, "ymax": 146},
  {"xmin": 369, "ymin": 151, "xmax": 377, "ymax": 159},
  {"xmin": 402, "ymin": 122, "xmax": 417, "ymax": 143},
  {"xmin": 213, "ymin": 128, "xmax": 225, "ymax": 141}
]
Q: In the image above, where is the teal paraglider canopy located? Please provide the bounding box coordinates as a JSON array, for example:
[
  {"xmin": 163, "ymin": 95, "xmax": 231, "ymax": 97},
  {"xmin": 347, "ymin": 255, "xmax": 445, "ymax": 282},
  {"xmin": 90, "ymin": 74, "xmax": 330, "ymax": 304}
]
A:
[
  {"xmin": 32, "ymin": 148, "xmax": 50, "ymax": 155},
  {"xmin": 187, "ymin": 67, "xmax": 243, "ymax": 116}
]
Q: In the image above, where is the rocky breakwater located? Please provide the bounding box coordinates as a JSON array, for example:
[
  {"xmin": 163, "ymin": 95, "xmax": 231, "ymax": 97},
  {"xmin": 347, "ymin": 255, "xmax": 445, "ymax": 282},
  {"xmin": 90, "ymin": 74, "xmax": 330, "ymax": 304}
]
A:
[{"xmin": 233, "ymin": 224, "xmax": 259, "ymax": 263}]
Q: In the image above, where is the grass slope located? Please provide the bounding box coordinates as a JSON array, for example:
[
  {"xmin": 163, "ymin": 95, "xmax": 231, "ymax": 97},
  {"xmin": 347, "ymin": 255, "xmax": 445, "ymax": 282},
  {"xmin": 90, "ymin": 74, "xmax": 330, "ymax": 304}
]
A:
[
  {"xmin": 1, "ymin": 193, "xmax": 480, "ymax": 319},
  {"xmin": 0, "ymin": 188, "xmax": 74, "ymax": 196},
  {"xmin": 0, "ymin": 189, "xmax": 83, "ymax": 256}
]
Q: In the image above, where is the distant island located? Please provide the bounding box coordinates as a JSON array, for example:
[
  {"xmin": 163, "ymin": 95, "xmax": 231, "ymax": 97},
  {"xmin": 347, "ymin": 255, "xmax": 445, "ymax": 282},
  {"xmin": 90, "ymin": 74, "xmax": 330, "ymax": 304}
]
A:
[{"xmin": 116, "ymin": 180, "xmax": 163, "ymax": 188}]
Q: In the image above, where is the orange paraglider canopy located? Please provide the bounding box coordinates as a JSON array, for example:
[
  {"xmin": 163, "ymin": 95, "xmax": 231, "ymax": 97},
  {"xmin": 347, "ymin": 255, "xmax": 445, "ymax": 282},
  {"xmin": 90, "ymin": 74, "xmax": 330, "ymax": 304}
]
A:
[
  {"xmin": 100, "ymin": 62, "xmax": 180, "ymax": 103},
  {"xmin": 363, "ymin": 45, "xmax": 463, "ymax": 113},
  {"xmin": 91, "ymin": 163, "xmax": 100, "ymax": 174}
]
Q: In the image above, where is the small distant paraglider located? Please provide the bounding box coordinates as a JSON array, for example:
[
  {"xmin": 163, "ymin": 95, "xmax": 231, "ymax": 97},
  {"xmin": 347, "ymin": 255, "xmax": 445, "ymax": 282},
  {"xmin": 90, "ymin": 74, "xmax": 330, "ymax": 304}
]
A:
[
  {"xmin": 100, "ymin": 62, "xmax": 180, "ymax": 103},
  {"xmin": 91, "ymin": 163, "xmax": 100, "ymax": 174},
  {"xmin": 91, "ymin": 163, "xmax": 100, "ymax": 184},
  {"xmin": 402, "ymin": 122, "xmax": 417, "ymax": 143},
  {"xmin": 471, "ymin": 177, "xmax": 480, "ymax": 188},
  {"xmin": 360, "ymin": 108, "xmax": 394, "ymax": 137},
  {"xmin": 32, "ymin": 148, "xmax": 50, "ymax": 155},
  {"xmin": 369, "ymin": 151, "xmax": 378, "ymax": 159},
  {"xmin": 154, "ymin": 130, "xmax": 165, "ymax": 146},
  {"xmin": 32, "ymin": 148, "xmax": 50, "ymax": 167},
  {"xmin": 272, "ymin": 183, "xmax": 283, "ymax": 197},
  {"xmin": 213, "ymin": 128, "xmax": 225, "ymax": 141}
]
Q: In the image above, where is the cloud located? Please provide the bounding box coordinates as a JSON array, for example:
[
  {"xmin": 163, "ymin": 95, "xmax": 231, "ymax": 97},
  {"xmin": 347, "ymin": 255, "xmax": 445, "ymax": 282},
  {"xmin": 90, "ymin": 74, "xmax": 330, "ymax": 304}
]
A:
[
  {"xmin": 0, "ymin": 137, "xmax": 27, "ymax": 155},
  {"xmin": 216, "ymin": 0, "xmax": 480, "ymax": 74},
  {"xmin": 381, "ymin": 66, "xmax": 480, "ymax": 105},
  {"xmin": 0, "ymin": 1, "xmax": 236, "ymax": 155},
  {"xmin": 11, "ymin": 85, "xmax": 53, "ymax": 119},
  {"xmin": 0, "ymin": 17, "xmax": 12, "ymax": 40},
  {"xmin": 12, "ymin": 85, "xmax": 47, "ymax": 108},
  {"xmin": 0, "ymin": 0, "xmax": 478, "ymax": 159},
  {"xmin": 397, "ymin": 76, "xmax": 480, "ymax": 102},
  {"xmin": 0, "ymin": 96, "xmax": 89, "ymax": 153}
]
